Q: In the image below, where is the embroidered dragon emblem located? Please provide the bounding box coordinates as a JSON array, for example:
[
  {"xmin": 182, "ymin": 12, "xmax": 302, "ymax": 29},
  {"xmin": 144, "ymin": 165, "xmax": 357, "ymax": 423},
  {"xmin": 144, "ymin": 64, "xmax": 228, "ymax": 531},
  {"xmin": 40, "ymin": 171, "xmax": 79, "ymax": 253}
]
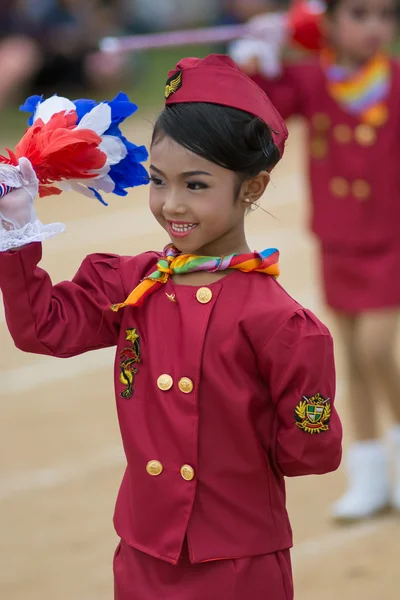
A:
[{"xmin": 119, "ymin": 328, "xmax": 141, "ymax": 399}]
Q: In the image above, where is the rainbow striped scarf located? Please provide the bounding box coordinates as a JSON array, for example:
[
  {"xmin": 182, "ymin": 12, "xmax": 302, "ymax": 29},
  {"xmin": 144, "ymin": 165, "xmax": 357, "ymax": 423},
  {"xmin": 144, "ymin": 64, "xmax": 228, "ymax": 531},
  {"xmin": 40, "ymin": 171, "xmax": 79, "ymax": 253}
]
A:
[
  {"xmin": 111, "ymin": 243, "xmax": 280, "ymax": 311},
  {"xmin": 322, "ymin": 51, "xmax": 391, "ymax": 126}
]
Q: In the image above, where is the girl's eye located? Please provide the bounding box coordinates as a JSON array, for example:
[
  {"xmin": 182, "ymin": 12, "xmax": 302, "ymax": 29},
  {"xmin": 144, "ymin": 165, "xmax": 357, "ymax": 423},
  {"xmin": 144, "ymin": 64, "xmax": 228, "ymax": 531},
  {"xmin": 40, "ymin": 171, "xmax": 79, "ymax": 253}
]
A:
[
  {"xmin": 382, "ymin": 7, "xmax": 396, "ymax": 19},
  {"xmin": 187, "ymin": 181, "xmax": 208, "ymax": 191},
  {"xmin": 149, "ymin": 176, "xmax": 164, "ymax": 187},
  {"xmin": 351, "ymin": 7, "xmax": 367, "ymax": 19}
]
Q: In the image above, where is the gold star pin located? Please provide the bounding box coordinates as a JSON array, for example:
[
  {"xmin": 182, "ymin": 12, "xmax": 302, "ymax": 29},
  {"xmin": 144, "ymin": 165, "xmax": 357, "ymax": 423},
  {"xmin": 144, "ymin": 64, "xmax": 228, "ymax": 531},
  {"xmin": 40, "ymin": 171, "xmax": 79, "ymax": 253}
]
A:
[
  {"xmin": 166, "ymin": 293, "xmax": 177, "ymax": 303},
  {"xmin": 125, "ymin": 328, "xmax": 139, "ymax": 343}
]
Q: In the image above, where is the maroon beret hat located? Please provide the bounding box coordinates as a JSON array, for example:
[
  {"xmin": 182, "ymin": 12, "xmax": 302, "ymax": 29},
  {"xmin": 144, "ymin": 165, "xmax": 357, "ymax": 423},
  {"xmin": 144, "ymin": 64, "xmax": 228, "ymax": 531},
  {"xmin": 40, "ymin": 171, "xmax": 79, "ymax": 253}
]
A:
[{"xmin": 164, "ymin": 54, "xmax": 288, "ymax": 160}]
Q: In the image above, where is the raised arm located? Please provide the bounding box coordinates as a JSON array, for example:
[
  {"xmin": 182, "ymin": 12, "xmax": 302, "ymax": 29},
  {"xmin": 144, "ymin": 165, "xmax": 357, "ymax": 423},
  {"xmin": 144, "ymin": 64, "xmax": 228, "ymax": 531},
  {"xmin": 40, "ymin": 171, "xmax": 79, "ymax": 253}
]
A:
[
  {"xmin": 229, "ymin": 13, "xmax": 308, "ymax": 120},
  {"xmin": 0, "ymin": 243, "xmax": 123, "ymax": 358},
  {"xmin": 0, "ymin": 160, "xmax": 123, "ymax": 357},
  {"xmin": 0, "ymin": 85, "xmax": 153, "ymax": 358}
]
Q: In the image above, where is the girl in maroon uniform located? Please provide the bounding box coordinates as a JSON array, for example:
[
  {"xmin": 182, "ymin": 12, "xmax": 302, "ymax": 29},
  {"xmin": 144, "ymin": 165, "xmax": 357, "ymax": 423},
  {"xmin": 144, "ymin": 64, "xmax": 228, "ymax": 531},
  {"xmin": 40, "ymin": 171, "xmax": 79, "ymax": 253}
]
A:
[
  {"xmin": 231, "ymin": 0, "xmax": 400, "ymax": 520},
  {"xmin": 0, "ymin": 55, "xmax": 342, "ymax": 598}
]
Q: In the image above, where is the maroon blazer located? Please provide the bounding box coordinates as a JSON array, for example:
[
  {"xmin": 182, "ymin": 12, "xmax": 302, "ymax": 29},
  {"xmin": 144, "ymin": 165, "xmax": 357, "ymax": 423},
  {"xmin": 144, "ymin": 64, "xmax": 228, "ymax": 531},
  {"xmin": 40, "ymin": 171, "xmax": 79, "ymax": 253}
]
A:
[
  {"xmin": 252, "ymin": 59, "xmax": 400, "ymax": 248},
  {"xmin": 0, "ymin": 243, "xmax": 342, "ymax": 564}
]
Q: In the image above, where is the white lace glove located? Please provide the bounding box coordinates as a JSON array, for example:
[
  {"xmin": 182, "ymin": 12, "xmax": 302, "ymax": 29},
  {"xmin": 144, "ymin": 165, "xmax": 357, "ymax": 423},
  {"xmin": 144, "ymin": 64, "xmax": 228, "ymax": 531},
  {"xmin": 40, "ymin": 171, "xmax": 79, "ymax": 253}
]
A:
[
  {"xmin": 0, "ymin": 157, "xmax": 65, "ymax": 252},
  {"xmin": 229, "ymin": 12, "xmax": 287, "ymax": 78}
]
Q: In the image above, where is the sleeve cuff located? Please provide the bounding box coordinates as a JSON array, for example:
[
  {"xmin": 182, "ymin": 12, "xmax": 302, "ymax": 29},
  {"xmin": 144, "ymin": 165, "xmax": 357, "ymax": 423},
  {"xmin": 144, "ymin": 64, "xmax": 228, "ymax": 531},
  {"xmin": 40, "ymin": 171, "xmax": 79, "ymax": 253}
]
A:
[{"xmin": 0, "ymin": 220, "xmax": 65, "ymax": 252}]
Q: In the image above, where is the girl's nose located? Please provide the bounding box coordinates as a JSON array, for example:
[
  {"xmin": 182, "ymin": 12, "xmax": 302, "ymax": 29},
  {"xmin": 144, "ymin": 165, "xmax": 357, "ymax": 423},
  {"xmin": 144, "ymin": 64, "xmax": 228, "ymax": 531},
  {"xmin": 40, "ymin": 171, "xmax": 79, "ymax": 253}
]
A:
[{"xmin": 163, "ymin": 190, "xmax": 186, "ymax": 215}]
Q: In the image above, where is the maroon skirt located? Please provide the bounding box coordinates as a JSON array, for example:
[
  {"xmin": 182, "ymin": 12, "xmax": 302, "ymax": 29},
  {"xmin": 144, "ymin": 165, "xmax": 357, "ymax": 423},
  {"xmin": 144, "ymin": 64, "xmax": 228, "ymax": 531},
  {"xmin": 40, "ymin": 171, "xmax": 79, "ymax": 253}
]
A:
[
  {"xmin": 113, "ymin": 538, "xmax": 293, "ymax": 600},
  {"xmin": 320, "ymin": 239, "xmax": 400, "ymax": 313}
]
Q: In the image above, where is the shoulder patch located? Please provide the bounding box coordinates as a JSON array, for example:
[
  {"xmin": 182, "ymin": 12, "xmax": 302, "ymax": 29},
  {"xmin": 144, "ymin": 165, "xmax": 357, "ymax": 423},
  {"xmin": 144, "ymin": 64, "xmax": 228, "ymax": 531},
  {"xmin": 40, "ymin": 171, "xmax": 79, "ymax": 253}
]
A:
[{"xmin": 295, "ymin": 393, "xmax": 331, "ymax": 434}]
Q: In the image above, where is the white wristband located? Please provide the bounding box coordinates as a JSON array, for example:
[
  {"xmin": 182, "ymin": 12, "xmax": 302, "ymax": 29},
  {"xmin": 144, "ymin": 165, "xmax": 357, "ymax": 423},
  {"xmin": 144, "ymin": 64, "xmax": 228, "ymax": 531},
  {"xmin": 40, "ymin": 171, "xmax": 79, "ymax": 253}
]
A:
[
  {"xmin": 0, "ymin": 220, "xmax": 65, "ymax": 252},
  {"xmin": 229, "ymin": 38, "xmax": 283, "ymax": 78}
]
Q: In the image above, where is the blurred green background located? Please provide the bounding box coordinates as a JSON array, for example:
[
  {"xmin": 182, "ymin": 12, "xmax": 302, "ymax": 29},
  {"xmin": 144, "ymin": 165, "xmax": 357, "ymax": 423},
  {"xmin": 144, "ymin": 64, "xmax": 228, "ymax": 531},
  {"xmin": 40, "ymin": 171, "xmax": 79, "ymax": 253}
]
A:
[{"xmin": 0, "ymin": 44, "xmax": 216, "ymax": 146}]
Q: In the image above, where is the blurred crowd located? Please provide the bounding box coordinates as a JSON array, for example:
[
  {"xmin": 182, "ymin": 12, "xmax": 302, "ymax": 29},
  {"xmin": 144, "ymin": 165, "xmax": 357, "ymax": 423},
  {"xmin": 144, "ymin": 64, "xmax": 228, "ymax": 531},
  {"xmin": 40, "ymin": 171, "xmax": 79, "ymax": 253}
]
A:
[{"xmin": 0, "ymin": 0, "xmax": 287, "ymax": 109}]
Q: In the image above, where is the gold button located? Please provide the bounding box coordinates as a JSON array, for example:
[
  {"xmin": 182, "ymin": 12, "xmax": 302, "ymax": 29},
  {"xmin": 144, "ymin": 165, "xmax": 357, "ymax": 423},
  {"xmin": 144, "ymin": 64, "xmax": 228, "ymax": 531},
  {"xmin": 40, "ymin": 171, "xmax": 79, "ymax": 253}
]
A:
[
  {"xmin": 352, "ymin": 179, "xmax": 371, "ymax": 200},
  {"xmin": 146, "ymin": 460, "xmax": 163, "ymax": 476},
  {"xmin": 180, "ymin": 464, "xmax": 195, "ymax": 481},
  {"xmin": 178, "ymin": 377, "xmax": 194, "ymax": 394},
  {"xmin": 312, "ymin": 113, "xmax": 330, "ymax": 132},
  {"xmin": 330, "ymin": 177, "xmax": 349, "ymax": 198},
  {"xmin": 354, "ymin": 124, "xmax": 376, "ymax": 146},
  {"xmin": 310, "ymin": 137, "xmax": 327, "ymax": 159},
  {"xmin": 333, "ymin": 124, "xmax": 352, "ymax": 144},
  {"xmin": 157, "ymin": 374, "xmax": 173, "ymax": 391},
  {"xmin": 196, "ymin": 287, "xmax": 212, "ymax": 304}
]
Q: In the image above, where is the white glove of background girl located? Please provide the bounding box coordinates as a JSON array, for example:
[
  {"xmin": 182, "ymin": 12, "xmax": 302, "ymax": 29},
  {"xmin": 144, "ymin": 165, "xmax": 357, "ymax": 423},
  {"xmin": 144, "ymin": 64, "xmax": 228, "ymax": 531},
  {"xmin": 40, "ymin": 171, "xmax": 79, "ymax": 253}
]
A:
[
  {"xmin": 229, "ymin": 12, "xmax": 287, "ymax": 78},
  {"xmin": 0, "ymin": 158, "xmax": 65, "ymax": 252}
]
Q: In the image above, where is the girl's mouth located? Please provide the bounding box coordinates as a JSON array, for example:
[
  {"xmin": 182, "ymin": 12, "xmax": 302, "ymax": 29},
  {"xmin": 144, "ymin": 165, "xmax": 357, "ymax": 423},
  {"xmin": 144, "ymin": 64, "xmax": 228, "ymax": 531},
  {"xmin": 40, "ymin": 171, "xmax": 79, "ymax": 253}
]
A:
[{"xmin": 168, "ymin": 221, "xmax": 198, "ymax": 238}]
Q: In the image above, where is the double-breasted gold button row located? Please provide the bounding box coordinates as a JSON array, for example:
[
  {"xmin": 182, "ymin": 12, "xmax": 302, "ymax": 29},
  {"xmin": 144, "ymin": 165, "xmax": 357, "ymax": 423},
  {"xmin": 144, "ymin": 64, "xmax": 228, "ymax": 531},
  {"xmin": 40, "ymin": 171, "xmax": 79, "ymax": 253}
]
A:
[
  {"xmin": 332, "ymin": 123, "xmax": 376, "ymax": 146},
  {"xmin": 311, "ymin": 114, "xmax": 378, "ymax": 160},
  {"xmin": 312, "ymin": 113, "xmax": 377, "ymax": 147},
  {"xmin": 146, "ymin": 460, "xmax": 195, "ymax": 481},
  {"xmin": 311, "ymin": 125, "xmax": 376, "ymax": 158},
  {"xmin": 330, "ymin": 177, "xmax": 371, "ymax": 200},
  {"xmin": 157, "ymin": 375, "xmax": 194, "ymax": 393}
]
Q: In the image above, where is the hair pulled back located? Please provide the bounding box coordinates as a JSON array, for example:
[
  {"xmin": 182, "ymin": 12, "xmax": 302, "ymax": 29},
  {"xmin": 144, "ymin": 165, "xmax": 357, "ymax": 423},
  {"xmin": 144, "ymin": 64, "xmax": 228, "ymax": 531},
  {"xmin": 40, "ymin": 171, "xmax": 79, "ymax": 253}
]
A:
[
  {"xmin": 151, "ymin": 102, "xmax": 281, "ymax": 179},
  {"xmin": 325, "ymin": 0, "xmax": 400, "ymax": 15}
]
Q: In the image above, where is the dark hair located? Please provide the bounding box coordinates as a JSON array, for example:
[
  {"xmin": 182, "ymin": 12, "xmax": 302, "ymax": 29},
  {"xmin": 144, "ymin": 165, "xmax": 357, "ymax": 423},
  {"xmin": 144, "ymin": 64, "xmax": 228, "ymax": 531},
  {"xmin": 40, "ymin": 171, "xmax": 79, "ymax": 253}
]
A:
[
  {"xmin": 326, "ymin": 0, "xmax": 352, "ymax": 14},
  {"xmin": 151, "ymin": 102, "xmax": 281, "ymax": 179},
  {"xmin": 326, "ymin": 0, "xmax": 399, "ymax": 15},
  {"xmin": 325, "ymin": 0, "xmax": 340, "ymax": 14}
]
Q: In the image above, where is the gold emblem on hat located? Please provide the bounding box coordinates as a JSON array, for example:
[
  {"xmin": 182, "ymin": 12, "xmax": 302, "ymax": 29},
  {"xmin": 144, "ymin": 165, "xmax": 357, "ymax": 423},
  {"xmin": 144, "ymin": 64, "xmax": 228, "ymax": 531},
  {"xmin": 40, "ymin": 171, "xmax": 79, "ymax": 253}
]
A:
[{"xmin": 165, "ymin": 70, "xmax": 182, "ymax": 99}]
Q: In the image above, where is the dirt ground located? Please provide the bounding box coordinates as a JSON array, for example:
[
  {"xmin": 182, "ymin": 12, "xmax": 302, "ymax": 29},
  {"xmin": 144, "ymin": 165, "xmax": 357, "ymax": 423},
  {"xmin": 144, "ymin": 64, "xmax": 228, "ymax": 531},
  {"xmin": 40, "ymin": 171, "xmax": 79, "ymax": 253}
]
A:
[{"xmin": 0, "ymin": 116, "xmax": 399, "ymax": 599}]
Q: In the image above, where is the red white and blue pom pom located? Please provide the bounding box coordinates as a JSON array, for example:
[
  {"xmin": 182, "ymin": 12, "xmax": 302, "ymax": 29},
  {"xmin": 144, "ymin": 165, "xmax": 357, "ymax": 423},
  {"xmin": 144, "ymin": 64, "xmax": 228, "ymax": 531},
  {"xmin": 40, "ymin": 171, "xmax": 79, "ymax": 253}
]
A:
[
  {"xmin": 0, "ymin": 183, "xmax": 14, "ymax": 199},
  {"xmin": 0, "ymin": 93, "xmax": 148, "ymax": 205}
]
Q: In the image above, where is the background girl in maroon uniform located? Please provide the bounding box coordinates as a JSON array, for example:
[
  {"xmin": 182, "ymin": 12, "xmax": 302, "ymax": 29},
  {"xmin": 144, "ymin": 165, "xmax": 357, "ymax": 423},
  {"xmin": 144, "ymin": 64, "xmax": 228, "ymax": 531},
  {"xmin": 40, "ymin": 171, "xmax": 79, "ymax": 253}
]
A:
[{"xmin": 231, "ymin": 0, "xmax": 400, "ymax": 520}]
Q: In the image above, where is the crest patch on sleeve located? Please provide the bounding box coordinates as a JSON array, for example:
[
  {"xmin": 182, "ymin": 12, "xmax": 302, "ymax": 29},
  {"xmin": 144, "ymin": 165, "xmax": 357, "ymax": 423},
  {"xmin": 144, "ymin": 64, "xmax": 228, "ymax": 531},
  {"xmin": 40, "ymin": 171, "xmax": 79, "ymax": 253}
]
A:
[
  {"xmin": 295, "ymin": 393, "xmax": 331, "ymax": 434},
  {"xmin": 119, "ymin": 328, "xmax": 141, "ymax": 399},
  {"xmin": 165, "ymin": 70, "xmax": 182, "ymax": 99}
]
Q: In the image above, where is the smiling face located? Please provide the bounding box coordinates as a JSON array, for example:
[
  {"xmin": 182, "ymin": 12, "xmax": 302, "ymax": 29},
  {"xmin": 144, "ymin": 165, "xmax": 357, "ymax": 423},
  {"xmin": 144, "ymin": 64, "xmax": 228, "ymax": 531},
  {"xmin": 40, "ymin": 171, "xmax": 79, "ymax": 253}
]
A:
[
  {"xmin": 326, "ymin": 0, "xmax": 397, "ymax": 64},
  {"xmin": 149, "ymin": 135, "xmax": 261, "ymax": 256}
]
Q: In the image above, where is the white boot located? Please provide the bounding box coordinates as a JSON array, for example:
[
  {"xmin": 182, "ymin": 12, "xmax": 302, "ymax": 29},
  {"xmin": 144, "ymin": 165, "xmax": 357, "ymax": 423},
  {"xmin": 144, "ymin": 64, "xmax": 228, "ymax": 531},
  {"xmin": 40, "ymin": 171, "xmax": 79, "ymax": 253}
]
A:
[
  {"xmin": 331, "ymin": 440, "xmax": 390, "ymax": 520},
  {"xmin": 389, "ymin": 425, "xmax": 400, "ymax": 511}
]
